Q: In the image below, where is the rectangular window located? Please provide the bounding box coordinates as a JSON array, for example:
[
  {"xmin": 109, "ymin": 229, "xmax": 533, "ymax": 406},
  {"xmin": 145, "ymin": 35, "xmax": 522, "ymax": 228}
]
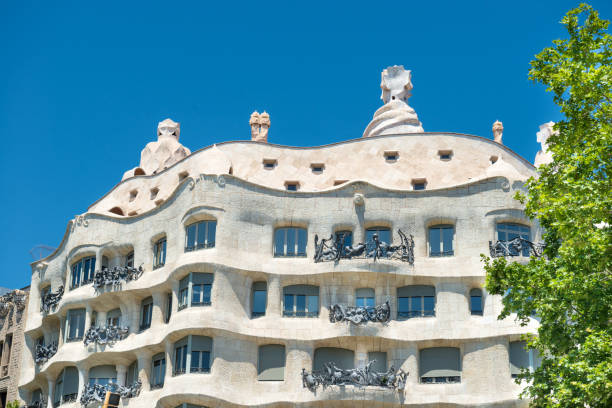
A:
[
  {"xmin": 366, "ymin": 227, "xmax": 391, "ymax": 245},
  {"xmin": 274, "ymin": 227, "xmax": 307, "ymax": 257},
  {"xmin": 165, "ymin": 293, "xmax": 172, "ymax": 323},
  {"xmin": 252, "ymin": 283, "xmax": 267, "ymax": 318},
  {"xmin": 185, "ymin": 220, "xmax": 217, "ymax": 251},
  {"xmin": 70, "ymin": 256, "xmax": 96, "ymax": 289},
  {"xmin": 397, "ymin": 286, "xmax": 436, "ymax": 319},
  {"xmin": 258, "ymin": 345, "xmax": 285, "ymax": 381},
  {"xmin": 154, "ymin": 238, "xmax": 167, "ymax": 269},
  {"xmin": 429, "ymin": 225, "xmax": 454, "ymax": 256},
  {"xmin": 126, "ymin": 252, "xmax": 134, "ymax": 268},
  {"xmin": 151, "ymin": 354, "xmax": 166, "ymax": 388},
  {"xmin": 283, "ymin": 286, "xmax": 319, "ymax": 318},
  {"xmin": 174, "ymin": 345, "xmax": 187, "ymax": 375},
  {"xmin": 192, "ymin": 284, "xmax": 212, "ymax": 306},
  {"xmin": 190, "ymin": 350, "xmax": 210, "ymax": 373},
  {"xmin": 335, "ymin": 230, "xmax": 353, "ymax": 249},
  {"xmin": 66, "ymin": 309, "xmax": 85, "ymax": 341},
  {"xmin": 140, "ymin": 298, "xmax": 153, "ymax": 330}
]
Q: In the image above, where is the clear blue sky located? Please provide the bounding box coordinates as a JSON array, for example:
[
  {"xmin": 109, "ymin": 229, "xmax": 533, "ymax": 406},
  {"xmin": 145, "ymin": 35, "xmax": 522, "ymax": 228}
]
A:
[{"xmin": 1, "ymin": 1, "xmax": 610, "ymax": 289}]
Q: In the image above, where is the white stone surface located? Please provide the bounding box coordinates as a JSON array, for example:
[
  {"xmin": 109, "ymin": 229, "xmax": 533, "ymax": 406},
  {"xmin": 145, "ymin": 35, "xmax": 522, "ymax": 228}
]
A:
[
  {"xmin": 534, "ymin": 121, "xmax": 555, "ymax": 167},
  {"xmin": 493, "ymin": 120, "xmax": 504, "ymax": 144}
]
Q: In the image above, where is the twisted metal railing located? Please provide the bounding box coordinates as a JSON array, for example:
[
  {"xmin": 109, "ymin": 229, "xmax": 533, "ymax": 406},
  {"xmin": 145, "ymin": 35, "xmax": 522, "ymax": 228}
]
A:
[
  {"xmin": 35, "ymin": 342, "xmax": 58, "ymax": 364},
  {"xmin": 329, "ymin": 301, "xmax": 391, "ymax": 324},
  {"xmin": 41, "ymin": 286, "xmax": 64, "ymax": 314},
  {"xmin": 83, "ymin": 325, "xmax": 129, "ymax": 346},
  {"xmin": 489, "ymin": 237, "xmax": 545, "ymax": 258},
  {"xmin": 80, "ymin": 380, "xmax": 141, "ymax": 406},
  {"xmin": 314, "ymin": 229, "xmax": 414, "ymax": 264},
  {"xmin": 93, "ymin": 266, "xmax": 144, "ymax": 289},
  {"xmin": 301, "ymin": 360, "xmax": 408, "ymax": 391},
  {"xmin": 25, "ymin": 401, "xmax": 46, "ymax": 408}
]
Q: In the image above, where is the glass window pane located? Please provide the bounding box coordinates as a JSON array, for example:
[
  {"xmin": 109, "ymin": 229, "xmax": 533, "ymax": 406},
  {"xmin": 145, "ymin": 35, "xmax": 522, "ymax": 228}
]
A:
[
  {"xmin": 197, "ymin": 223, "xmax": 206, "ymax": 247},
  {"xmin": 161, "ymin": 240, "xmax": 166, "ymax": 264},
  {"xmin": 378, "ymin": 229, "xmax": 391, "ymax": 245},
  {"xmin": 410, "ymin": 296, "xmax": 422, "ymax": 316},
  {"xmin": 207, "ymin": 221, "xmax": 216, "ymax": 246},
  {"xmin": 308, "ymin": 295, "xmax": 319, "ymax": 316},
  {"xmin": 297, "ymin": 228, "xmax": 307, "ymax": 256},
  {"xmin": 442, "ymin": 227, "xmax": 454, "ymax": 254},
  {"xmin": 203, "ymin": 284, "xmax": 211, "ymax": 304},
  {"xmin": 253, "ymin": 290, "xmax": 266, "ymax": 315},
  {"xmin": 284, "ymin": 294, "xmax": 294, "ymax": 315},
  {"xmin": 336, "ymin": 231, "xmax": 352, "ymax": 248},
  {"xmin": 274, "ymin": 229, "xmax": 285, "ymax": 256},
  {"xmin": 365, "ymin": 297, "xmax": 375, "ymax": 308},
  {"xmin": 398, "ymin": 297, "xmax": 409, "ymax": 315},
  {"xmin": 429, "ymin": 228, "xmax": 441, "ymax": 255},
  {"xmin": 191, "ymin": 351, "xmax": 200, "ymax": 371},
  {"xmin": 296, "ymin": 295, "xmax": 306, "ymax": 316},
  {"xmin": 356, "ymin": 297, "xmax": 365, "ymax": 308},
  {"xmin": 286, "ymin": 229, "xmax": 296, "ymax": 256},
  {"xmin": 471, "ymin": 296, "xmax": 482, "ymax": 314},
  {"xmin": 192, "ymin": 285, "xmax": 202, "ymax": 304},
  {"xmin": 424, "ymin": 296, "xmax": 435, "ymax": 316},
  {"xmin": 83, "ymin": 259, "xmax": 91, "ymax": 281},
  {"xmin": 202, "ymin": 351, "xmax": 210, "ymax": 371},
  {"xmin": 186, "ymin": 225, "xmax": 196, "ymax": 249}
]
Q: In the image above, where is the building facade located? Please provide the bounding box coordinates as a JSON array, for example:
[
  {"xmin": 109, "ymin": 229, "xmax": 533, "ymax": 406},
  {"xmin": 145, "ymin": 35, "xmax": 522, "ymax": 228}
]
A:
[{"xmin": 18, "ymin": 66, "xmax": 547, "ymax": 407}]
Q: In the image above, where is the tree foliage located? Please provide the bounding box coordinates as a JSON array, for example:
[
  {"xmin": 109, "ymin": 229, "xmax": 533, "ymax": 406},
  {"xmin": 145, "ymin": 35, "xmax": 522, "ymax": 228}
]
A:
[{"xmin": 484, "ymin": 3, "xmax": 611, "ymax": 407}]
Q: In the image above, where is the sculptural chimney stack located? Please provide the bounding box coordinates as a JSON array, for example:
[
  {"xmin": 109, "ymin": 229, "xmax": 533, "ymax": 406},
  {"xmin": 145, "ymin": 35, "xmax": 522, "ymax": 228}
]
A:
[
  {"xmin": 250, "ymin": 111, "xmax": 270, "ymax": 143},
  {"xmin": 492, "ymin": 120, "xmax": 504, "ymax": 144}
]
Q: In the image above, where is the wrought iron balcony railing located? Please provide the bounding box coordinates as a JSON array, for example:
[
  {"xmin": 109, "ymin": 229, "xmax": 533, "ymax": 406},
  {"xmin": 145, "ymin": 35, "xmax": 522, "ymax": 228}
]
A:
[
  {"xmin": 0, "ymin": 289, "xmax": 26, "ymax": 323},
  {"xmin": 26, "ymin": 401, "xmax": 46, "ymax": 408},
  {"xmin": 421, "ymin": 375, "xmax": 461, "ymax": 384},
  {"xmin": 80, "ymin": 380, "xmax": 142, "ymax": 406},
  {"xmin": 83, "ymin": 325, "xmax": 129, "ymax": 346},
  {"xmin": 93, "ymin": 265, "xmax": 144, "ymax": 289},
  {"xmin": 184, "ymin": 242, "xmax": 215, "ymax": 252},
  {"xmin": 35, "ymin": 342, "xmax": 58, "ymax": 364},
  {"xmin": 173, "ymin": 368, "xmax": 186, "ymax": 376},
  {"xmin": 282, "ymin": 310, "xmax": 319, "ymax": 318},
  {"xmin": 329, "ymin": 301, "xmax": 391, "ymax": 324},
  {"xmin": 314, "ymin": 229, "xmax": 414, "ymax": 264},
  {"xmin": 301, "ymin": 360, "xmax": 408, "ymax": 391},
  {"xmin": 489, "ymin": 237, "xmax": 545, "ymax": 258},
  {"xmin": 40, "ymin": 286, "xmax": 64, "ymax": 314},
  {"xmin": 189, "ymin": 366, "xmax": 210, "ymax": 374},
  {"xmin": 150, "ymin": 382, "xmax": 164, "ymax": 390}
]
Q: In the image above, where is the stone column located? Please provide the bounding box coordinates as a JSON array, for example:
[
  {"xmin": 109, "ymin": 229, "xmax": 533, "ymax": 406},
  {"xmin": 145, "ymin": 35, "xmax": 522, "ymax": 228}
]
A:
[
  {"xmin": 164, "ymin": 339, "xmax": 174, "ymax": 379},
  {"xmin": 58, "ymin": 317, "xmax": 65, "ymax": 347},
  {"xmin": 136, "ymin": 351, "xmax": 152, "ymax": 392},
  {"xmin": 46, "ymin": 378, "xmax": 55, "ymax": 408},
  {"xmin": 124, "ymin": 299, "xmax": 140, "ymax": 334},
  {"xmin": 286, "ymin": 342, "xmax": 313, "ymax": 389},
  {"xmin": 266, "ymin": 275, "xmax": 281, "ymax": 317},
  {"xmin": 171, "ymin": 281, "xmax": 180, "ymax": 316},
  {"xmin": 76, "ymin": 364, "xmax": 89, "ymax": 401},
  {"xmin": 116, "ymin": 364, "xmax": 127, "ymax": 387},
  {"xmin": 151, "ymin": 292, "xmax": 166, "ymax": 326},
  {"xmin": 84, "ymin": 305, "xmax": 93, "ymax": 330}
]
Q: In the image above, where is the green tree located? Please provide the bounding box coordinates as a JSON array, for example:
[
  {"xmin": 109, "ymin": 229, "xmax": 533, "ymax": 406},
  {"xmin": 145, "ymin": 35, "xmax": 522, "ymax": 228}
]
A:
[
  {"xmin": 483, "ymin": 3, "xmax": 611, "ymax": 407},
  {"xmin": 6, "ymin": 401, "xmax": 21, "ymax": 408}
]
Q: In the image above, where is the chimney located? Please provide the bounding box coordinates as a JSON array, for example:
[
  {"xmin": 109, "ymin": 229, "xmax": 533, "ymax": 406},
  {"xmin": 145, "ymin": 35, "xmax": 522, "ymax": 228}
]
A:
[
  {"xmin": 250, "ymin": 111, "xmax": 270, "ymax": 142},
  {"xmin": 492, "ymin": 120, "xmax": 503, "ymax": 144}
]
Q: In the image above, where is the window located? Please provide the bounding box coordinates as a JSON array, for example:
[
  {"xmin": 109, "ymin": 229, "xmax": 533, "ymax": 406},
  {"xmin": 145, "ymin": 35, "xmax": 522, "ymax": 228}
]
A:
[
  {"xmin": 314, "ymin": 348, "xmax": 354, "ymax": 371},
  {"xmin": 252, "ymin": 282, "xmax": 267, "ymax": 318},
  {"xmin": 140, "ymin": 297, "xmax": 153, "ymax": 330},
  {"xmin": 384, "ymin": 151, "xmax": 399, "ymax": 162},
  {"xmin": 429, "ymin": 225, "xmax": 454, "ymax": 257},
  {"xmin": 165, "ymin": 293, "xmax": 172, "ymax": 323},
  {"xmin": 125, "ymin": 251, "xmax": 134, "ymax": 268},
  {"xmin": 366, "ymin": 226, "xmax": 391, "ymax": 245},
  {"xmin": 438, "ymin": 150, "xmax": 453, "ymax": 160},
  {"xmin": 263, "ymin": 159, "xmax": 277, "ymax": 169},
  {"xmin": 397, "ymin": 286, "xmax": 435, "ymax": 319},
  {"xmin": 54, "ymin": 366, "xmax": 79, "ymax": 405},
  {"xmin": 106, "ymin": 308, "xmax": 121, "ymax": 327},
  {"xmin": 190, "ymin": 336, "xmax": 212, "ymax": 373},
  {"xmin": 310, "ymin": 163, "xmax": 325, "ymax": 173},
  {"xmin": 126, "ymin": 361, "xmax": 138, "ymax": 385},
  {"xmin": 355, "ymin": 288, "xmax": 375, "ymax": 310},
  {"xmin": 412, "ymin": 178, "xmax": 427, "ymax": 190},
  {"xmin": 470, "ymin": 288, "xmax": 483, "ymax": 316},
  {"xmin": 151, "ymin": 352, "xmax": 166, "ymax": 389},
  {"xmin": 65, "ymin": 309, "xmax": 86, "ymax": 341},
  {"xmin": 153, "ymin": 238, "xmax": 167, "ymax": 269},
  {"xmin": 258, "ymin": 345, "xmax": 285, "ymax": 381},
  {"xmin": 285, "ymin": 182, "xmax": 299, "ymax": 191},
  {"xmin": 30, "ymin": 389, "xmax": 43, "ymax": 405},
  {"xmin": 335, "ymin": 230, "xmax": 353, "ymax": 248},
  {"xmin": 174, "ymin": 336, "xmax": 212, "ymax": 375},
  {"xmin": 368, "ymin": 351, "xmax": 387, "ymax": 373},
  {"xmin": 185, "ymin": 220, "xmax": 216, "ymax": 251},
  {"xmin": 497, "ymin": 223, "xmax": 531, "ymax": 256},
  {"xmin": 420, "ymin": 347, "xmax": 461, "ymax": 383},
  {"xmin": 88, "ymin": 365, "xmax": 117, "ymax": 387},
  {"xmin": 509, "ymin": 341, "xmax": 541, "ymax": 378},
  {"xmin": 178, "ymin": 273, "xmax": 213, "ymax": 310},
  {"xmin": 274, "ymin": 227, "xmax": 307, "ymax": 257},
  {"xmin": 283, "ymin": 285, "xmax": 319, "ymax": 317},
  {"xmin": 70, "ymin": 256, "xmax": 96, "ymax": 289}
]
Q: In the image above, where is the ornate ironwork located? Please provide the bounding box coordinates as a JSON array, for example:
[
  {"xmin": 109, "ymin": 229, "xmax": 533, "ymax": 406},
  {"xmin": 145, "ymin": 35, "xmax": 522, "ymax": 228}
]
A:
[
  {"xmin": 35, "ymin": 342, "xmax": 57, "ymax": 364},
  {"xmin": 93, "ymin": 266, "xmax": 144, "ymax": 289},
  {"xmin": 0, "ymin": 289, "xmax": 26, "ymax": 324},
  {"xmin": 83, "ymin": 325, "xmax": 129, "ymax": 346},
  {"xmin": 314, "ymin": 229, "xmax": 414, "ymax": 264},
  {"xmin": 26, "ymin": 401, "xmax": 46, "ymax": 408},
  {"xmin": 301, "ymin": 360, "xmax": 408, "ymax": 391},
  {"xmin": 329, "ymin": 301, "xmax": 391, "ymax": 324},
  {"xmin": 489, "ymin": 238, "xmax": 545, "ymax": 258},
  {"xmin": 80, "ymin": 380, "xmax": 141, "ymax": 406},
  {"xmin": 40, "ymin": 286, "xmax": 64, "ymax": 314}
]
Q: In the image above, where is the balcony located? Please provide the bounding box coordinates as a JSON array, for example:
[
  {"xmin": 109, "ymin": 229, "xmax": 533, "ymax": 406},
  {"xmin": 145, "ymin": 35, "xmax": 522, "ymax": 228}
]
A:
[
  {"xmin": 93, "ymin": 265, "xmax": 144, "ymax": 289},
  {"xmin": 80, "ymin": 380, "xmax": 142, "ymax": 405},
  {"xmin": 83, "ymin": 325, "xmax": 129, "ymax": 346},
  {"xmin": 40, "ymin": 286, "xmax": 64, "ymax": 314},
  {"xmin": 314, "ymin": 229, "xmax": 414, "ymax": 264},
  {"xmin": 489, "ymin": 237, "xmax": 545, "ymax": 258},
  {"xmin": 301, "ymin": 361, "xmax": 408, "ymax": 391},
  {"xmin": 329, "ymin": 301, "xmax": 391, "ymax": 324},
  {"xmin": 35, "ymin": 342, "xmax": 58, "ymax": 364}
]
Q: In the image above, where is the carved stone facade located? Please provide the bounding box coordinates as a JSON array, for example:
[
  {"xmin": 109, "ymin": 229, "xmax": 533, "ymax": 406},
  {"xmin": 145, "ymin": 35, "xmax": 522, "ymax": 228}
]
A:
[
  {"xmin": 0, "ymin": 288, "xmax": 29, "ymax": 407},
  {"xmin": 18, "ymin": 67, "xmax": 546, "ymax": 407}
]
